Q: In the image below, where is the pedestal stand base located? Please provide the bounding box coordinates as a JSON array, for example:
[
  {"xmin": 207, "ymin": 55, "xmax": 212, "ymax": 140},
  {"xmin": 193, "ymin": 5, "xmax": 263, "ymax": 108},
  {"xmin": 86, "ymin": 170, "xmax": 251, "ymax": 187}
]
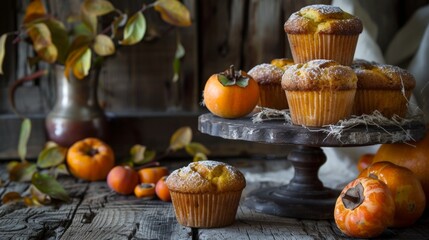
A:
[{"xmin": 244, "ymin": 186, "xmax": 340, "ymax": 219}]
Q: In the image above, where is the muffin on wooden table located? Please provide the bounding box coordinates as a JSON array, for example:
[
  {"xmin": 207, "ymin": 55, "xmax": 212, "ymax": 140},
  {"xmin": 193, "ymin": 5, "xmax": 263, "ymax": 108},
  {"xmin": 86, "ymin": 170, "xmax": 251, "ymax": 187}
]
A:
[
  {"xmin": 351, "ymin": 59, "xmax": 416, "ymax": 118},
  {"xmin": 284, "ymin": 4, "xmax": 363, "ymax": 65},
  {"xmin": 166, "ymin": 160, "xmax": 246, "ymax": 228},
  {"xmin": 248, "ymin": 62, "xmax": 290, "ymax": 110},
  {"xmin": 281, "ymin": 59, "xmax": 357, "ymax": 127}
]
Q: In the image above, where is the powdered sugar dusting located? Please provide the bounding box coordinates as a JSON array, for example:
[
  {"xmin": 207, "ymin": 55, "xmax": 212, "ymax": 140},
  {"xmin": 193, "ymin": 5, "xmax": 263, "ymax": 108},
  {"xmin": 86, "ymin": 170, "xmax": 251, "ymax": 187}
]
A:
[
  {"xmin": 166, "ymin": 160, "xmax": 246, "ymax": 193},
  {"xmin": 248, "ymin": 63, "xmax": 284, "ymax": 84},
  {"xmin": 301, "ymin": 4, "xmax": 343, "ymax": 15}
]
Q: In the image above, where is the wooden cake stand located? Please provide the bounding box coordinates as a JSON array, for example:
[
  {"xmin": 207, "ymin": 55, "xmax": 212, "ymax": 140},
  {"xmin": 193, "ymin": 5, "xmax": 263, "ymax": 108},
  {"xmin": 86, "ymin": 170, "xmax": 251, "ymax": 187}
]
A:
[{"xmin": 198, "ymin": 113, "xmax": 426, "ymax": 220}]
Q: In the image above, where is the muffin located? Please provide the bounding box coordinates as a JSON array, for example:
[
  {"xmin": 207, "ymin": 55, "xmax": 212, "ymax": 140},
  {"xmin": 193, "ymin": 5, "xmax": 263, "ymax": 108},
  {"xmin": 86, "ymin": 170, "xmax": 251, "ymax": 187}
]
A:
[
  {"xmin": 281, "ymin": 59, "xmax": 357, "ymax": 127},
  {"xmin": 351, "ymin": 59, "xmax": 416, "ymax": 118},
  {"xmin": 166, "ymin": 160, "xmax": 246, "ymax": 228},
  {"xmin": 271, "ymin": 58, "xmax": 295, "ymax": 70},
  {"xmin": 248, "ymin": 63, "xmax": 289, "ymax": 110},
  {"xmin": 284, "ymin": 4, "xmax": 363, "ymax": 65}
]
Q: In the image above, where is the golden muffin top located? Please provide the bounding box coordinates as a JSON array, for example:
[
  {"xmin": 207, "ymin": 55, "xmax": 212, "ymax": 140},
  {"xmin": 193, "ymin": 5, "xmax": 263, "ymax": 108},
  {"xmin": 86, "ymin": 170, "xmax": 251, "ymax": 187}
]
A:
[
  {"xmin": 248, "ymin": 63, "xmax": 285, "ymax": 85},
  {"xmin": 284, "ymin": 4, "xmax": 363, "ymax": 35},
  {"xmin": 166, "ymin": 160, "xmax": 246, "ymax": 193},
  {"xmin": 281, "ymin": 59, "xmax": 357, "ymax": 91},
  {"xmin": 351, "ymin": 59, "xmax": 416, "ymax": 90},
  {"xmin": 270, "ymin": 58, "xmax": 295, "ymax": 69}
]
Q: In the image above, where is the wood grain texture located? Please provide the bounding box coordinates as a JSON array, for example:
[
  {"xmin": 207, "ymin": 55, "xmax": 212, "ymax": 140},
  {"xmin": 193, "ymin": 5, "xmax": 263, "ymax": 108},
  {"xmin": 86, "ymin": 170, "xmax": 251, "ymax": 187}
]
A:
[{"xmin": 1, "ymin": 161, "xmax": 429, "ymax": 240}]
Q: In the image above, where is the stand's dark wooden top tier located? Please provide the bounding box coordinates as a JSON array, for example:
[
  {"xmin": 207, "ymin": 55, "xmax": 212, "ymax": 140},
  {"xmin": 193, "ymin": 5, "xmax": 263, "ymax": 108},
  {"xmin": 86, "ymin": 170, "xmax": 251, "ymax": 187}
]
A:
[{"xmin": 198, "ymin": 113, "xmax": 426, "ymax": 147}]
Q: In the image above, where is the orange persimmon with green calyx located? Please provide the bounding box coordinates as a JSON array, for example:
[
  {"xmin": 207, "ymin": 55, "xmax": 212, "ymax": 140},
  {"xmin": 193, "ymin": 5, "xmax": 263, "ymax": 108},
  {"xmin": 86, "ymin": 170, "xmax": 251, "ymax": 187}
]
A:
[
  {"xmin": 358, "ymin": 161, "xmax": 426, "ymax": 228},
  {"xmin": 372, "ymin": 126, "xmax": 429, "ymax": 201},
  {"xmin": 67, "ymin": 138, "xmax": 115, "ymax": 181},
  {"xmin": 334, "ymin": 177, "xmax": 395, "ymax": 238},
  {"xmin": 203, "ymin": 65, "xmax": 259, "ymax": 118}
]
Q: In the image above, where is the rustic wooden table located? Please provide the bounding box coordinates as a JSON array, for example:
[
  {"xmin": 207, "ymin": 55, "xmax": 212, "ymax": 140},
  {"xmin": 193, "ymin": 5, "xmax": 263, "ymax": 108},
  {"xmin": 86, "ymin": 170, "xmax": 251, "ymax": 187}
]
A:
[{"xmin": 1, "ymin": 159, "xmax": 429, "ymax": 240}]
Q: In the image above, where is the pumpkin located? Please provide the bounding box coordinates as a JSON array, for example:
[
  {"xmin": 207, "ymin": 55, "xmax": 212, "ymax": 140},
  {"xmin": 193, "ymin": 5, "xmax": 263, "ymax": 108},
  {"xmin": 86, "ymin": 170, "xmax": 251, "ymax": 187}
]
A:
[
  {"xmin": 334, "ymin": 177, "xmax": 395, "ymax": 238},
  {"xmin": 358, "ymin": 161, "xmax": 426, "ymax": 227},
  {"xmin": 373, "ymin": 127, "xmax": 429, "ymax": 202},
  {"xmin": 203, "ymin": 65, "xmax": 259, "ymax": 119},
  {"xmin": 67, "ymin": 138, "xmax": 115, "ymax": 181}
]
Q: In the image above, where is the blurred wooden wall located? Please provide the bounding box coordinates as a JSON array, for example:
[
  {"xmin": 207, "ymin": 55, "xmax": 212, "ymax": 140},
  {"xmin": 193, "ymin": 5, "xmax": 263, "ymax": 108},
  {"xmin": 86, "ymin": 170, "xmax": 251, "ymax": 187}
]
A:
[{"xmin": 1, "ymin": 0, "xmax": 429, "ymax": 159}]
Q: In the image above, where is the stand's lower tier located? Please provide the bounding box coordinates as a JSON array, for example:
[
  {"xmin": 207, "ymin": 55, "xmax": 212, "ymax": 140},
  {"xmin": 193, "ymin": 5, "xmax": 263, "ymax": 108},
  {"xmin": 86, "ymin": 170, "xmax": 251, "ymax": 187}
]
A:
[{"xmin": 245, "ymin": 146, "xmax": 339, "ymax": 219}]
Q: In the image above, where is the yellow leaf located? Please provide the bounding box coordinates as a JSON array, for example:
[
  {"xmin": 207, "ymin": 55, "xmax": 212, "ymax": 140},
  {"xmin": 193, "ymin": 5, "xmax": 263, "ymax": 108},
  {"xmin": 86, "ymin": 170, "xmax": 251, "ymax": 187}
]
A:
[
  {"xmin": 185, "ymin": 142, "xmax": 210, "ymax": 156},
  {"xmin": 169, "ymin": 126, "xmax": 192, "ymax": 151},
  {"xmin": 2, "ymin": 192, "xmax": 22, "ymax": 204},
  {"xmin": 193, "ymin": 152, "xmax": 208, "ymax": 162},
  {"xmin": 27, "ymin": 23, "xmax": 58, "ymax": 63},
  {"xmin": 64, "ymin": 46, "xmax": 91, "ymax": 79},
  {"xmin": 24, "ymin": 0, "xmax": 47, "ymax": 24},
  {"xmin": 82, "ymin": 0, "xmax": 115, "ymax": 16},
  {"xmin": 72, "ymin": 48, "xmax": 92, "ymax": 79},
  {"xmin": 0, "ymin": 33, "xmax": 8, "ymax": 74},
  {"xmin": 93, "ymin": 34, "xmax": 115, "ymax": 56},
  {"xmin": 154, "ymin": 0, "xmax": 191, "ymax": 27}
]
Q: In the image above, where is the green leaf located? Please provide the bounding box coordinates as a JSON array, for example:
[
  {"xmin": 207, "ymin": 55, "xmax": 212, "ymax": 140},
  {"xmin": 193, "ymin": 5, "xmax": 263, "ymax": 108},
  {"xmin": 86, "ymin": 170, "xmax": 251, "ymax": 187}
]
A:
[
  {"xmin": 217, "ymin": 74, "xmax": 235, "ymax": 86},
  {"xmin": 83, "ymin": 0, "xmax": 115, "ymax": 16},
  {"xmin": 154, "ymin": 0, "xmax": 192, "ymax": 27},
  {"xmin": 172, "ymin": 40, "xmax": 185, "ymax": 82},
  {"xmin": 169, "ymin": 126, "xmax": 192, "ymax": 151},
  {"xmin": 18, "ymin": 118, "xmax": 31, "ymax": 161},
  {"xmin": 8, "ymin": 161, "xmax": 37, "ymax": 182},
  {"xmin": 236, "ymin": 77, "xmax": 250, "ymax": 88},
  {"xmin": 44, "ymin": 19, "xmax": 69, "ymax": 64},
  {"xmin": 93, "ymin": 34, "xmax": 115, "ymax": 56},
  {"xmin": 120, "ymin": 12, "xmax": 146, "ymax": 46},
  {"xmin": 185, "ymin": 142, "xmax": 210, "ymax": 156},
  {"xmin": 32, "ymin": 172, "xmax": 70, "ymax": 202},
  {"xmin": 37, "ymin": 146, "xmax": 67, "ymax": 169},
  {"xmin": 81, "ymin": 8, "xmax": 97, "ymax": 35},
  {"xmin": 0, "ymin": 33, "xmax": 8, "ymax": 75},
  {"xmin": 54, "ymin": 163, "xmax": 70, "ymax": 176}
]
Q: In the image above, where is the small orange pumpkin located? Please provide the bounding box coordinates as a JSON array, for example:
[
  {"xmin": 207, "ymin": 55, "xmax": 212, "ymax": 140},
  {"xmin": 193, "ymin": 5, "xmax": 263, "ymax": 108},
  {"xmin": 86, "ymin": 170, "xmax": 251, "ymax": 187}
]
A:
[
  {"xmin": 67, "ymin": 138, "xmax": 115, "ymax": 181},
  {"xmin": 203, "ymin": 65, "xmax": 259, "ymax": 119}
]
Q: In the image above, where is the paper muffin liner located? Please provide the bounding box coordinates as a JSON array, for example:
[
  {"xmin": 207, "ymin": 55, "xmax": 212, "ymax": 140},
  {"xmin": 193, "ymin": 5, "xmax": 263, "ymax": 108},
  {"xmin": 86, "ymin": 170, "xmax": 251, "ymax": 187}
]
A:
[
  {"xmin": 287, "ymin": 34, "xmax": 359, "ymax": 66},
  {"xmin": 285, "ymin": 90, "xmax": 356, "ymax": 127},
  {"xmin": 259, "ymin": 85, "xmax": 289, "ymax": 110},
  {"xmin": 170, "ymin": 190, "xmax": 243, "ymax": 228},
  {"xmin": 352, "ymin": 89, "xmax": 412, "ymax": 118}
]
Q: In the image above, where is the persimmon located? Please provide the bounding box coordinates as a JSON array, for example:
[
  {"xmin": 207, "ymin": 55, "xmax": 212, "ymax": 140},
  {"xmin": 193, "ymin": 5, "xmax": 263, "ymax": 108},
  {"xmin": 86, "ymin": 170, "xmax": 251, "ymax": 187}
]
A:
[
  {"xmin": 134, "ymin": 183, "xmax": 156, "ymax": 198},
  {"xmin": 334, "ymin": 177, "xmax": 395, "ymax": 238},
  {"xmin": 372, "ymin": 127, "xmax": 429, "ymax": 201},
  {"xmin": 137, "ymin": 166, "xmax": 169, "ymax": 184},
  {"xmin": 203, "ymin": 65, "xmax": 259, "ymax": 119},
  {"xmin": 357, "ymin": 153, "xmax": 374, "ymax": 172},
  {"xmin": 67, "ymin": 138, "xmax": 115, "ymax": 181},
  {"xmin": 107, "ymin": 165, "xmax": 139, "ymax": 195},
  {"xmin": 155, "ymin": 176, "xmax": 171, "ymax": 202},
  {"xmin": 358, "ymin": 161, "xmax": 426, "ymax": 228}
]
